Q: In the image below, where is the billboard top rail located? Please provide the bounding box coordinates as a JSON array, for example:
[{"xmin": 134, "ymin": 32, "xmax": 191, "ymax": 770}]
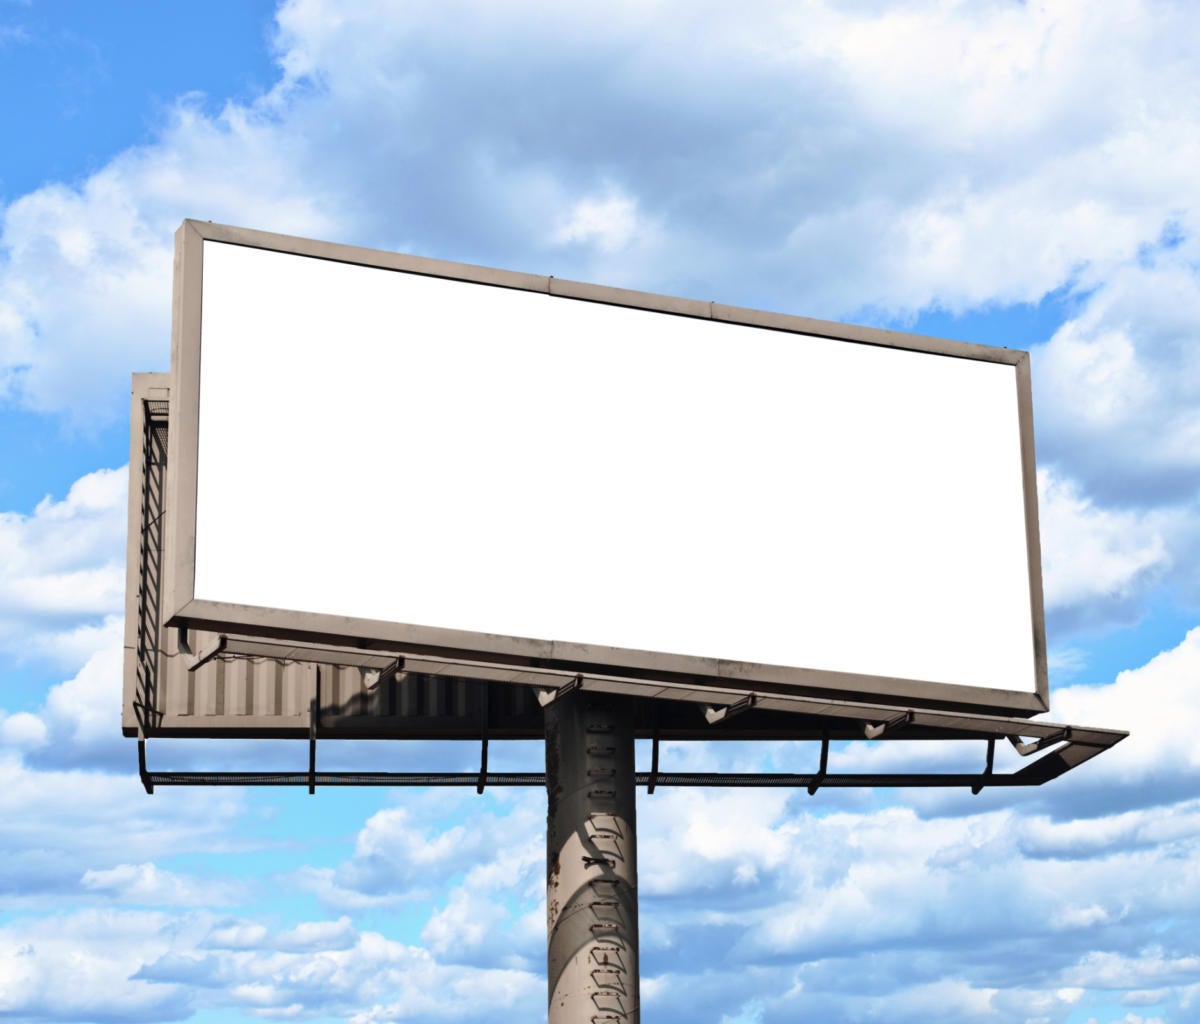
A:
[{"xmin": 181, "ymin": 220, "xmax": 1024, "ymax": 364}]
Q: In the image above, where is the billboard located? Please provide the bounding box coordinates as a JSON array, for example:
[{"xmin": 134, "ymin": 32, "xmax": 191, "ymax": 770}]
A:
[{"xmin": 163, "ymin": 221, "xmax": 1048, "ymax": 716}]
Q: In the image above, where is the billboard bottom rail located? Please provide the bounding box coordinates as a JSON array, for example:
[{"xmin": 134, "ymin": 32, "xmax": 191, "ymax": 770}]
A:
[
  {"xmin": 137, "ymin": 768, "xmax": 1067, "ymax": 793},
  {"xmin": 137, "ymin": 724, "xmax": 1118, "ymax": 794}
]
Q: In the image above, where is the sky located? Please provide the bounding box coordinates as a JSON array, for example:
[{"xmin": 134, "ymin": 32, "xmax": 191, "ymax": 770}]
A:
[{"xmin": 1, "ymin": 1, "xmax": 1199, "ymax": 1022}]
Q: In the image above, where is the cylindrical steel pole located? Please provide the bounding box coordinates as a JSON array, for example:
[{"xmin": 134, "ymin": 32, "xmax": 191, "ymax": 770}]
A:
[{"xmin": 545, "ymin": 689, "xmax": 640, "ymax": 1023}]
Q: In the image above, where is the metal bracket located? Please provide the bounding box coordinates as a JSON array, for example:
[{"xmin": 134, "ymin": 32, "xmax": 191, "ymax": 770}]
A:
[
  {"xmin": 477, "ymin": 686, "xmax": 490, "ymax": 795},
  {"xmin": 864, "ymin": 709, "xmax": 912, "ymax": 739},
  {"xmin": 971, "ymin": 737, "xmax": 996, "ymax": 795},
  {"xmin": 1009, "ymin": 728, "xmax": 1070, "ymax": 756},
  {"xmin": 137, "ymin": 738, "xmax": 154, "ymax": 795},
  {"xmin": 704, "ymin": 693, "xmax": 757, "ymax": 725},
  {"xmin": 188, "ymin": 635, "xmax": 227, "ymax": 672},
  {"xmin": 537, "ymin": 674, "xmax": 584, "ymax": 708},
  {"xmin": 308, "ymin": 668, "xmax": 320, "ymax": 795},
  {"xmin": 368, "ymin": 656, "xmax": 403, "ymax": 691},
  {"xmin": 647, "ymin": 730, "xmax": 660, "ymax": 795},
  {"xmin": 807, "ymin": 731, "xmax": 830, "ymax": 796}
]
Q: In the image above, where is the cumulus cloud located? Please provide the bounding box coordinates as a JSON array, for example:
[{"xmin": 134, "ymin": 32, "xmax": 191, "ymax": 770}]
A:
[
  {"xmin": 0, "ymin": 617, "xmax": 130, "ymax": 773},
  {"xmin": 1052, "ymin": 626, "xmax": 1200, "ymax": 791},
  {"xmin": 1034, "ymin": 241, "xmax": 1200, "ymax": 504},
  {"xmin": 0, "ymin": 909, "xmax": 197, "ymax": 1022},
  {"xmin": 204, "ymin": 921, "xmax": 270, "ymax": 951},
  {"xmin": 255, "ymin": 0, "xmax": 1200, "ymax": 321},
  {"xmin": 3, "ymin": 0, "xmax": 1200, "ymax": 438},
  {"xmin": 0, "ymin": 466, "xmax": 126, "ymax": 661},
  {"xmin": 670, "ymin": 798, "xmax": 1200, "ymax": 1016},
  {"xmin": 33, "ymin": 622, "xmax": 125, "ymax": 763},
  {"xmin": 0, "ymin": 908, "xmax": 543, "ymax": 1024},
  {"xmin": 167, "ymin": 920, "xmax": 543, "ymax": 1021},
  {"xmin": 80, "ymin": 862, "xmax": 241, "ymax": 907},
  {"xmin": 1038, "ymin": 467, "xmax": 1174, "ymax": 632},
  {"xmin": 0, "ymin": 98, "xmax": 341, "ymax": 424},
  {"xmin": 550, "ymin": 188, "xmax": 657, "ymax": 254},
  {"xmin": 274, "ymin": 916, "xmax": 358, "ymax": 953},
  {"xmin": 421, "ymin": 889, "xmax": 511, "ymax": 959},
  {"xmin": 1061, "ymin": 948, "xmax": 1200, "ymax": 992},
  {"xmin": 296, "ymin": 791, "xmax": 545, "ymax": 919},
  {"xmin": 0, "ymin": 753, "xmax": 244, "ymax": 903},
  {"xmin": 0, "ymin": 462, "xmax": 151, "ymax": 772},
  {"xmin": 631, "ymin": 793, "xmax": 1200, "ymax": 1022},
  {"xmin": 0, "ymin": 709, "xmax": 47, "ymax": 748}
]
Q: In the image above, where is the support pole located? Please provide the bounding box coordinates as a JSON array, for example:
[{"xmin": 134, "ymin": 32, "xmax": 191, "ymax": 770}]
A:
[{"xmin": 545, "ymin": 690, "xmax": 639, "ymax": 1023}]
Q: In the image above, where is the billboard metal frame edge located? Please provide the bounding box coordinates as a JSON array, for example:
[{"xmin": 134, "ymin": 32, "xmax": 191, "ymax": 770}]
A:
[
  {"xmin": 163, "ymin": 219, "xmax": 1050, "ymax": 719},
  {"xmin": 123, "ymin": 372, "xmax": 169, "ymax": 736}
]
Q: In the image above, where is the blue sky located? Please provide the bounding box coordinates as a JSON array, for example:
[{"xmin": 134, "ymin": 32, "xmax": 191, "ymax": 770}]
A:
[{"xmin": 1, "ymin": 1, "xmax": 1199, "ymax": 1022}]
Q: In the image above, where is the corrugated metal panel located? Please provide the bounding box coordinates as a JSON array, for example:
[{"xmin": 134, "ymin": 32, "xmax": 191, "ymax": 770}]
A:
[{"xmin": 147, "ymin": 638, "xmax": 545, "ymax": 738}]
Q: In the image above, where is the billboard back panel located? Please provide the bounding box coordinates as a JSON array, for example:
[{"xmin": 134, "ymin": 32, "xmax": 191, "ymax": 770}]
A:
[{"xmin": 165, "ymin": 221, "xmax": 1047, "ymax": 715}]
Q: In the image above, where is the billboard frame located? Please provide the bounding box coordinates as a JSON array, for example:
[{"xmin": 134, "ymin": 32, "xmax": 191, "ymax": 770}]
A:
[{"xmin": 164, "ymin": 219, "xmax": 1049, "ymax": 718}]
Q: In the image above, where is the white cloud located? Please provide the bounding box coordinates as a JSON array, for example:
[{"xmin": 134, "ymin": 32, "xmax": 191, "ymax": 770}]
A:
[
  {"xmin": 205, "ymin": 920, "xmax": 270, "ymax": 950},
  {"xmin": 634, "ymin": 794, "xmax": 1200, "ymax": 1020},
  {"xmin": 0, "ymin": 909, "xmax": 199, "ymax": 1021},
  {"xmin": 551, "ymin": 189, "xmax": 653, "ymax": 254},
  {"xmin": 3, "ymin": 0, "xmax": 1199, "ymax": 436},
  {"xmin": 275, "ymin": 916, "xmax": 357, "ymax": 952},
  {"xmin": 1016, "ymin": 802, "xmax": 1200, "ymax": 860},
  {"xmin": 632, "ymin": 824, "xmax": 1195, "ymax": 1021},
  {"xmin": 0, "ymin": 908, "xmax": 544, "ymax": 1023},
  {"xmin": 0, "ymin": 710, "xmax": 47, "ymax": 748},
  {"xmin": 293, "ymin": 791, "xmax": 550, "ymax": 966},
  {"xmin": 0, "ymin": 621, "xmax": 130, "ymax": 772},
  {"xmin": 1052, "ymin": 626, "xmax": 1200, "ymax": 783},
  {"xmin": 0, "ymin": 752, "xmax": 245, "ymax": 903},
  {"xmin": 1037, "ymin": 467, "xmax": 1172, "ymax": 629},
  {"xmin": 1034, "ymin": 244, "xmax": 1200, "ymax": 505},
  {"xmin": 37, "ymin": 623, "xmax": 124, "ymax": 756},
  {"xmin": 1062, "ymin": 948, "xmax": 1200, "ymax": 990},
  {"xmin": 0, "ymin": 97, "xmax": 340, "ymax": 424},
  {"xmin": 421, "ymin": 889, "xmax": 510, "ymax": 958},
  {"xmin": 80, "ymin": 862, "xmax": 240, "ymax": 907},
  {"xmin": 0, "ymin": 466, "xmax": 126, "ymax": 661},
  {"xmin": 1048, "ymin": 646, "xmax": 1089, "ymax": 682},
  {"xmin": 299, "ymin": 792, "xmax": 545, "ymax": 911},
  {"xmin": 639, "ymin": 787, "xmax": 798, "ymax": 896}
]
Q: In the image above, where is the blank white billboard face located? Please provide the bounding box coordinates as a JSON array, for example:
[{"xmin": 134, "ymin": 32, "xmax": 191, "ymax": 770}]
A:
[{"xmin": 171, "ymin": 226, "xmax": 1044, "ymax": 710}]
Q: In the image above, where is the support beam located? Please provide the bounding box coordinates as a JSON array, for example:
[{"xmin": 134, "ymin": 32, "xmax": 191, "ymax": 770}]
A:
[
  {"xmin": 545, "ymin": 690, "xmax": 639, "ymax": 1024},
  {"xmin": 807, "ymin": 731, "xmax": 830, "ymax": 796}
]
